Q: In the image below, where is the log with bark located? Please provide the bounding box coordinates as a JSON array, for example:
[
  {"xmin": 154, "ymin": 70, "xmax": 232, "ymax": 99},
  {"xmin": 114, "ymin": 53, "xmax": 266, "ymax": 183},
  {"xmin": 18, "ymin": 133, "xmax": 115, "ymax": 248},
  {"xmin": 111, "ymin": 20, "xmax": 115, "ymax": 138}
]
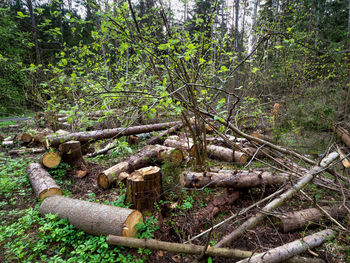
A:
[
  {"xmin": 58, "ymin": 140, "xmax": 87, "ymax": 178},
  {"xmin": 146, "ymin": 123, "xmax": 183, "ymax": 145},
  {"xmin": 126, "ymin": 166, "xmax": 162, "ymax": 211},
  {"xmin": 236, "ymin": 229, "xmax": 335, "ymax": 263},
  {"xmin": 336, "ymin": 145, "xmax": 350, "ymax": 168},
  {"xmin": 46, "ymin": 121, "xmax": 181, "ymax": 147},
  {"xmin": 190, "ymin": 191, "xmax": 240, "ymax": 232},
  {"xmin": 26, "ymin": 163, "xmax": 62, "ymax": 199},
  {"xmin": 334, "ymin": 124, "xmax": 350, "ymax": 148},
  {"xmin": 214, "ymin": 152, "xmax": 338, "ymax": 248},
  {"xmin": 164, "ymin": 137, "xmax": 195, "ymax": 154},
  {"xmin": 39, "ymin": 195, "xmax": 143, "ymax": 237},
  {"xmin": 98, "ymin": 145, "xmax": 183, "ymax": 189},
  {"xmin": 273, "ymin": 205, "xmax": 348, "ymax": 232},
  {"xmin": 206, "ymin": 144, "xmax": 248, "ymax": 164},
  {"xmin": 41, "ymin": 152, "xmax": 61, "ymax": 168},
  {"xmin": 107, "ymin": 236, "xmax": 326, "ymax": 262},
  {"xmin": 9, "ymin": 147, "xmax": 46, "ymax": 155},
  {"xmin": 181, "ymin": 170, "xmax": 289, "ymax": 189}
]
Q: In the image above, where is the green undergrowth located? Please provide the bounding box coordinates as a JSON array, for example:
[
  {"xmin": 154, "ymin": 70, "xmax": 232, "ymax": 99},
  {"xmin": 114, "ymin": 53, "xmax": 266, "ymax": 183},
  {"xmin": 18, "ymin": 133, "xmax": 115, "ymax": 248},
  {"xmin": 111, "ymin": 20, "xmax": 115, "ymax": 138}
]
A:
[{"xmin": 0, "ymin": 154, "xmax": 153, "ymax": 262}]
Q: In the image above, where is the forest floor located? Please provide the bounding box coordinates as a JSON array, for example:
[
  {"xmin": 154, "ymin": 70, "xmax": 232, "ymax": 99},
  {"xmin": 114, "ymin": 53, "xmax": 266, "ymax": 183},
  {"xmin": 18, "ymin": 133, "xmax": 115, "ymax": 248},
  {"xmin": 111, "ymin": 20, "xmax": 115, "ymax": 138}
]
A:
[{"xmin": 0, "ymin": 117, "xmax": 349, "ymax": 263}]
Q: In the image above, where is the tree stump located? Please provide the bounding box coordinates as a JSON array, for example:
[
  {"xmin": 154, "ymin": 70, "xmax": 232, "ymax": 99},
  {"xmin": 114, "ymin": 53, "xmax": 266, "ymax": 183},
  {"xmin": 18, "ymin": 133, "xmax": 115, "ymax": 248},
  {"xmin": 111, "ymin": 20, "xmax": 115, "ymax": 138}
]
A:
[
  {"xmin": 59, "ymin": 140, "xmax": 87, "ymax": 177},
  {"xmin": 126, "ymin": 166, "xmax": 162, "ymax": 211}
]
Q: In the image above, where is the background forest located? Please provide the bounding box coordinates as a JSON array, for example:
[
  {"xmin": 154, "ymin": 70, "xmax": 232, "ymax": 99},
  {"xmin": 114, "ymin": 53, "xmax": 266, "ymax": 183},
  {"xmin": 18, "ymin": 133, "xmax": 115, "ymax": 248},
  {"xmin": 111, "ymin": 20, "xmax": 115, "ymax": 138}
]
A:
[{"xmin": 1, "ymin": 0, "xmax": 349, "ymax": 131}]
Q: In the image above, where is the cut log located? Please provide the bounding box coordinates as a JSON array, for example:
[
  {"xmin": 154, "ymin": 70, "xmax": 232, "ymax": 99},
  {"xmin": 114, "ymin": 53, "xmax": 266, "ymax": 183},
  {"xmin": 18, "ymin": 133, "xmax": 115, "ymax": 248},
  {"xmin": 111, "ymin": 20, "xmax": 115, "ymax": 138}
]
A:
[
  {"xmin": 39, "ymin": 195, "xmax": 142, "ymax": 237},
  {"xmin": 126, "ymin": 166, "xmax": 162, "ymax": 211},
  {"xmin": 334, "ymin": 124, "xmax": 350, "ymax": 148},
  {"xmin": 336, "ymin": 145, "xmax": 350, "ymax": 168},
  {"xmin": 20, "ymin": 133, "xmax": 33, "ymax": 143},
  {"xmin": 146, "ymin": 123, "xmax": 183, "ymax": 145},
  {"xmin": 207, "ymin": 145, "xmax": 248, "ymax": 164},
  {"xmin": 107, "ymin": 236, "xmax": 325, "ymax": 262},
  {"xmin": 273, "ymin": 205, "xmax": 348, "ymax": 232},
  {"xmin": 2, "ymin": 140, "xmax": 14, "ymax": 147},
  {"xmin": 236, "ymin": 229, "xmax": 335, "ymax": 263},
  {"xmin": 41, "ymin": 152, "xmax": 61, "ymax": 168},
  {"xmin": 9, "ymin": 147, "xmax": 46, "ymax": 155},
  {"xmin": 58, "ymin": 140, "xmax": 86, "ymax": 169},
  {"xmin": 164, "ymin": 138, "xmax": 195, "ymax": 154},
  {"xmin": 46, "ymin": 121, "xmax": 181, "ymax": 147},
  {"xmin": 98, "ymin": 145, "xmax": 183, "ymax": 189},
  {"xmin": 214, "ymin": 152, "xmax": 338, "ymax": 248},
  {"xmin": 26, "ymin": 163, "xmax": 62, "ymax": 199},
  {"xmin": 190, "ymin": 191, "xmax": 240, "ymax": 232},
  {"xmin": 181, "ymin": 170, "xmax": 289, "ymax": 189}
]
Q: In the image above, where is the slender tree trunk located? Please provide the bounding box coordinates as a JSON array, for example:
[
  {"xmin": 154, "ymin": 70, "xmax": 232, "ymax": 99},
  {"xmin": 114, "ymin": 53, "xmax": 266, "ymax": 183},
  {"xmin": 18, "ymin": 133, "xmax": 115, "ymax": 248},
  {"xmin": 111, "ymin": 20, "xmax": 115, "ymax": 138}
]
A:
[{"xmin": 26, "ymin": 0, "xmax": 41, "ymax": 65}]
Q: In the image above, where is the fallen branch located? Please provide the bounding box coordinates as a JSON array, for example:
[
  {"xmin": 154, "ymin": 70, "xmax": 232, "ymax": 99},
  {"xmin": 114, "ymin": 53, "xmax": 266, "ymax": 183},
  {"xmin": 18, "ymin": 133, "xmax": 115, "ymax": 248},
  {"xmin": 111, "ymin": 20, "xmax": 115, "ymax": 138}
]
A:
[
  {"xmin": 236, "ymin": 229, "xmax": 335, "ymax": 263},
  {"xmin": 146, "ymin": 123, "xmax": 183, "ymax": 145},
  {"xmin": 46, "ymin": 121, "xmax": 181, "ymax": 147},
  {"xmin": 214, "ymin": 152, "xmax": 338, "ymax": 248},
  {"xmin": 107, "ymin": 235, "xmax": 326, "ymax": 262}
]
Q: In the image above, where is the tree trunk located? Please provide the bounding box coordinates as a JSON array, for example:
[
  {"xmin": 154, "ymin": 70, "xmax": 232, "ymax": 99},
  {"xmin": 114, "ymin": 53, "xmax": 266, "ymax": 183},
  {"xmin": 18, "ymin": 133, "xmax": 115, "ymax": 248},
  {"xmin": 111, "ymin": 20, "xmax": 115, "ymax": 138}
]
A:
[
  {"xmin": 181, "ymin": 170, "xmax": 289, "ymax": 189},
  {"xmin": 214, "ymin": 152, "xmax": 338, "ymax": 248},
  {"xmin": 46, "ymin": 121, "xmax": 181, "ymax": 147},
  {"xmin": 236, "ymin": 229, "xmax": 335, "ymax": 263},
  {"xmin": 126, "ymin": 166, "xmax": 162, "ymax": 211},
  {"xmin": 39, "ymin": 195, "xmax": 143, "ymax": 237},
  {"xmin": 26, "ymin": 163, "xmax": 62, "ymax": 200},
  {"xmin": 273, "ymin": 205, "xmax": 347, "ymax": 232},
  {"xmin": 41, "ymin": 152, "xmax": 61, "ymax": 168},
  {"xmin": 98, "ymin": 145, "xmax": 183, "ymax": 189},
  {"xmin": 207, "ymin": 145, "xmax": 248, "ymax": 164},
  {"xmin": 146, "ymin": 123, "xmax": 183, "ymax": 145},
  {"xmin": 26, "ymin": 0, "xmax": 41, "ymax": 65},
  {"xmin": 190, "ymin": 191, "xmax": 240, "ymax": 232}
]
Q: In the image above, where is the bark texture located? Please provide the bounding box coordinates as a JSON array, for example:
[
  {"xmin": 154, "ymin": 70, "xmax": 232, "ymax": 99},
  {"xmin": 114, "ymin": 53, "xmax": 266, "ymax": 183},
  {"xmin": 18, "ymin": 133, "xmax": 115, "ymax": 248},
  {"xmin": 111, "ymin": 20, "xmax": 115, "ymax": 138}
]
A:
[
  {"xmin": 190, "ymin": 191, "xmax": 240, "ymax": 232},
  {"xmin": 26, "ymin": 163, "xmax": 62, "ymax": 200},
  {"xmin": 58, "ymin": 140, "xmax": 87, "ymax": 172},
  {"xmin": 236, "ymin": 229, "xmax": 335, "ymax": 263},
  {"xmin": 273, "ymin": 205, "xmax": 348, "ymax": 232},
  {"xmin": 47, "ymin": 121, "xmax": 181, "ymax": 147},
  {"xmin": 107, "ymin": 236, "xmax": 325, "ymax": 262},
  {"xmin": 39, "ymin": 195, "xmax": 142, "ymax": 237},
  {"xmin": 181, "ymin": 170, "xmax": 289, "ymax": 189},
  {"xmin": 207, "ymin": 144, "xmax": 248, "ymax": 164},
  {"xmin": 126, "ymin": 166, "xmax": 162, "ymax": 211},
  {"xmin": 98, "ymin": 145, "xmax": 182, "ymax": 189}
]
